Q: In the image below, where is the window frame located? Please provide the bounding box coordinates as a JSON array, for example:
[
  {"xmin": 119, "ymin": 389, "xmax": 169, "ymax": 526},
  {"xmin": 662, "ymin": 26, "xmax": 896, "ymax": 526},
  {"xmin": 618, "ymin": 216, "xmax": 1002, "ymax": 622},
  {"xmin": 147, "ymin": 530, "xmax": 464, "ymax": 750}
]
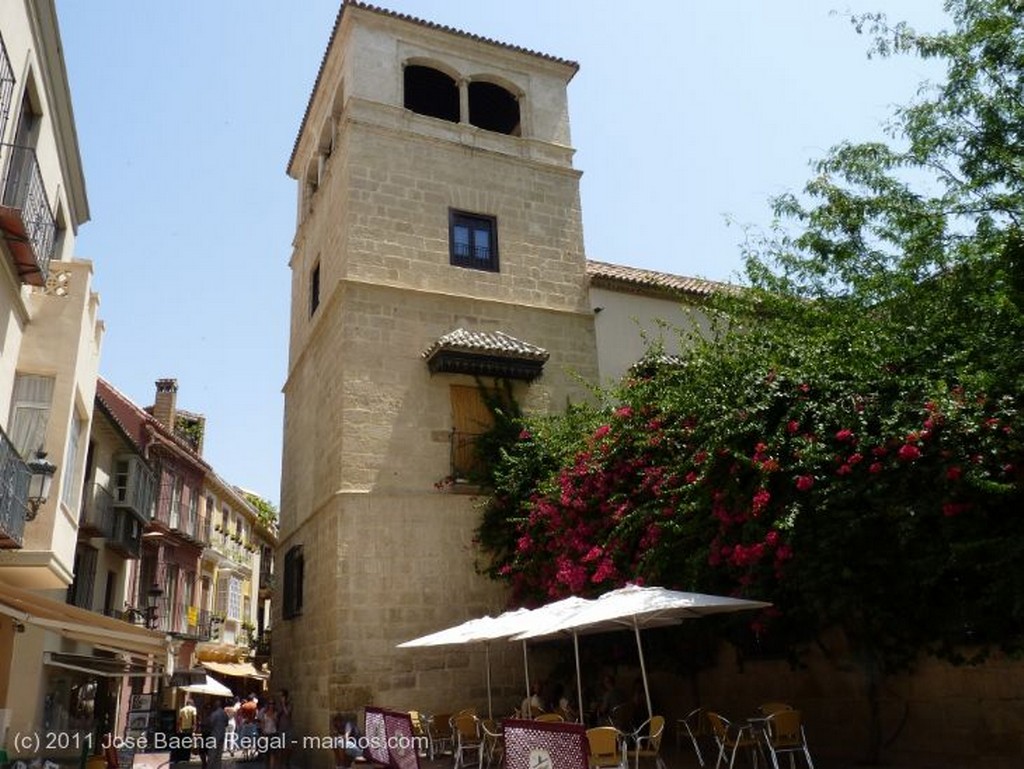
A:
[
  {"xmin": 60, "ymin": 412, "xmax": 84, "ymax": 509},
  {"xmin": 449, "ymin": 210, "xmax": 499, "ymax": 272},
  {"xmin": 8, "ymin": 373, "xmax": 54, "ymax": 457}
]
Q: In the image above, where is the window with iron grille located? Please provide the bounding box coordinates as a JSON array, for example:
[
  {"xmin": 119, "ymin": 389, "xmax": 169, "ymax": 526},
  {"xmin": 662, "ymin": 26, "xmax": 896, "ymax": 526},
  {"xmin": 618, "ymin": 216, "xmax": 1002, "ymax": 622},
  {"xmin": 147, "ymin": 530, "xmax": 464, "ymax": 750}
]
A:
[
  {"xmin": 449, "ymin": 210, "xmax": 498, "ymax": 271},
  {"xmin": 449, "ymin": 385, "xmax": 496, "ymax": 481},
  {"xmin": 283, "ymin": 545, "xmax": 304, "ymax": 619}
]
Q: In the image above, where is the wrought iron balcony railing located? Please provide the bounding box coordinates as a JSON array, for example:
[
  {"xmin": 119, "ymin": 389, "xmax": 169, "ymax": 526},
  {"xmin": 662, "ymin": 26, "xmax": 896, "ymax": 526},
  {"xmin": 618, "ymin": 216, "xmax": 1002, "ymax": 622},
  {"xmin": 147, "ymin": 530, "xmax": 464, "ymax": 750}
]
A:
[
  {"xmin": 210, "ymin": 529, "xmax": 254, "ymax": 567},
  {"xmin": 0, "ymin": 34, "xmax": 13, "ymax": 147},
  {"xmin": 0, "ymin": 426, "xmax": 28, "ymax": 548},
  {"xmin": 259, "ymin": 566, "xmax": 274, "ymax": 592},
  {"xmin": 107, "ymin": 509, "xmax": 143, "ymax": 559},
  {"xmin": 194, "ymin": 608, "xmax": 215, "ymax": 641},
  {"xmin": 0, "ymin": 142, "xmax": 56, "ymax": 285}
]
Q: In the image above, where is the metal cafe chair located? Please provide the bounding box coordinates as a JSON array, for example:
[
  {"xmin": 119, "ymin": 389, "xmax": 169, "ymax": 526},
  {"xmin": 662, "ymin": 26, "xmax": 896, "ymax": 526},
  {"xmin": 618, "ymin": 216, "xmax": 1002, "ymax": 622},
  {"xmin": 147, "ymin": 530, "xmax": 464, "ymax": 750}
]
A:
[
  {"xmin": 451, "ymin": 713, "xmax": 485, "ymax": 769},
  {"xmin": 677, "ymin": 707, "xmax": 707, "ymax": 767},
  {"xmin": 761, "ymin": 709, "xmax": 814, "ymax": 769},
  {"xmin": 624, "ymin": 715, "xmax": 666, "ymax": 769},
  {"xmin": 586, "ymin": 726, "xmax": 627, "ymax": 769},
  {"xmin": 706, "ymin": 712, "xmax": 760, "ymax": 769}
]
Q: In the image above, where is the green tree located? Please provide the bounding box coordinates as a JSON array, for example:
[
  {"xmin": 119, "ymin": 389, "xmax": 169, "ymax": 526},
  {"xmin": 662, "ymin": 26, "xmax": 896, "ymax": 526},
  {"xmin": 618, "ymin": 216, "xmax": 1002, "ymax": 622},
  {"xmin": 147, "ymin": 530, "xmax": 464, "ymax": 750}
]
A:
[
  {"xmin": 477, "ymin": 2, "xmax": 1024, "ymax": 762},
  {"xmin": 244, "ymin": 491, "xmax": 279, "ymax": 530}
]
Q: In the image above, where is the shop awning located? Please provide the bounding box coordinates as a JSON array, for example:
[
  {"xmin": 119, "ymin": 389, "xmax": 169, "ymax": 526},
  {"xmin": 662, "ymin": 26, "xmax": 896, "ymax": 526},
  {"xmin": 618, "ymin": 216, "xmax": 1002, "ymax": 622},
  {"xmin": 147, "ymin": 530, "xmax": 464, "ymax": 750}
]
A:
[
  {"xmin": 44, "ymin": 651, "xmax": 159, "ymax": 678},
  {"xmin": 201, "ymin": 660, "xmax": 269, "ymax": 680},
  {"xmin": 0, "ymin": 581, "xmax": 169, "ymax": 662}
]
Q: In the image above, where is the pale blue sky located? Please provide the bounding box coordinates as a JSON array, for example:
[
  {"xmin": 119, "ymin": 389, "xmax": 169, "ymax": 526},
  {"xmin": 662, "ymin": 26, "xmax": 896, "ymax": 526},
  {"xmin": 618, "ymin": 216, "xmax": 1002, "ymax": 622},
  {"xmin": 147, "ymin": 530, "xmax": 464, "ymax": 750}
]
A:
[{"xmin": 55, "ymin": 1, "xmax": 950, "ymax": 506}]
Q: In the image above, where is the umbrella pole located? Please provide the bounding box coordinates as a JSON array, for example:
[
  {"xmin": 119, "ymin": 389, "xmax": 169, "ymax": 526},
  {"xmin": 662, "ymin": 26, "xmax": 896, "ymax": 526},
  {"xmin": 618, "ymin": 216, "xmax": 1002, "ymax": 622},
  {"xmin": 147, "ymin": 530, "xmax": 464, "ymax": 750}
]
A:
[
  {"xmin": 522, "ymin": 640, "xmax": 531, "ymax": 705},
  {"xmin": 574, "ymin": 632, "xmax": 583, "ymax": 724},
  {"xmin": 486, "ymin": 643, "xmax": 493, "ymax": 721},
  {"xmin": 633, "ymin": 619, "xmax": 653, "ymax": 719}
]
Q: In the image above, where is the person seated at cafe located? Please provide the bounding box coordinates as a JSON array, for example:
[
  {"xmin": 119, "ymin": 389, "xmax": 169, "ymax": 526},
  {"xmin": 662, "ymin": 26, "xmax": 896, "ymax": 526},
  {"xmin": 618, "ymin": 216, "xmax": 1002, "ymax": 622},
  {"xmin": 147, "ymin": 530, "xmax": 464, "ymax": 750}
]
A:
[
  {"xmin": 520, "ymin": 681, "xmax": 544, "ymax": 717},
  {"xmin": 331, "ymin": 713, "xmax": 363, "ymax": 769},
  {"xmin": 552, "ymin": 683, "xmax": 578, "ymax": 722}
]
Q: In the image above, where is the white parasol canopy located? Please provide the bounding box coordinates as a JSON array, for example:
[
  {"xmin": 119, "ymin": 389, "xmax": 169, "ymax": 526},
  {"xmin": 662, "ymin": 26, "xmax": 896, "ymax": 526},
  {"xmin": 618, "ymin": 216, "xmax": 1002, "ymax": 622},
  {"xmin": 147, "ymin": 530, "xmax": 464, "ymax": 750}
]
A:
[
  {"xmin": 178, "ymin": 673, "xmax": 233, "ymax": 698},
  {"xmin": 512, "ymin": 584, "xmax": 771, "ymax": 719},
  {"xmin": 397, "ymin": 598, "xmax": 591, "ymax": 719},
  {"xmin": 399, "ymin": 607, "xmax": 537, "ymax": 719}
]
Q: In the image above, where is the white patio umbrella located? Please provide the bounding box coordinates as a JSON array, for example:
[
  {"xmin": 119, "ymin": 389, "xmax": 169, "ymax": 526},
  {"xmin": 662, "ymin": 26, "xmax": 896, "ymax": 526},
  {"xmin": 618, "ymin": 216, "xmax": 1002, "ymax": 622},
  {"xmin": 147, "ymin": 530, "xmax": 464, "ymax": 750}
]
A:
[
  {"xmin": 179, "ymin": 673, "xmax": 233, "ymax": 698},
  {"xmin": 512, "ymin": 584, "xmax": 771, "ymax": 720},
  {"xmin": 397, "ymin": 597, "xmax": 590, "ymax": 720},
  {"xmin": 398, "ymin": 608, "xmax": 535, "ymax": 720}
]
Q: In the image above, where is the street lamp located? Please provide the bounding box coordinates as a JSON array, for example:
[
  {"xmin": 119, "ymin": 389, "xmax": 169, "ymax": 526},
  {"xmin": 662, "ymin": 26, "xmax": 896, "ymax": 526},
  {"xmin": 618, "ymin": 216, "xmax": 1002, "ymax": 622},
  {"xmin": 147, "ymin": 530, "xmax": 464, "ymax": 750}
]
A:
[
  {"xmin": 145, "ymin": 582, "xmax": 163, "ymax": 630},
  {"xmin": 25, "ymin": 449, "xmax": 57, "ymax": 521}
]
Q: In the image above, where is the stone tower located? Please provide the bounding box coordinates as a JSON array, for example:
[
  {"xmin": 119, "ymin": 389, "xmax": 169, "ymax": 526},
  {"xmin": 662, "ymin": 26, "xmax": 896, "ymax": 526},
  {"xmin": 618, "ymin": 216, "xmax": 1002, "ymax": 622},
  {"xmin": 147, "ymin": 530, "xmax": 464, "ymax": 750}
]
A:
[{"xmin": 279, "ymin": 1, "xmax": 597, "ymax": 737}]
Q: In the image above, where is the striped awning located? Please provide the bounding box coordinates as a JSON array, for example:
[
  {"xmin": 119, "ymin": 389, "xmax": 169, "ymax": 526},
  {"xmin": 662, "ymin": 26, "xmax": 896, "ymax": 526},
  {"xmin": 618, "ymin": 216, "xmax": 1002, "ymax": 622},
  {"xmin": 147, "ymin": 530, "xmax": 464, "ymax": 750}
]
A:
[
  {"xmin": 201, "ymin": 659, "xmax": 269, "ymax": 680},
  {"xmin": 0, "ymin": 581, "xmax": 169, "ymax": 662}
]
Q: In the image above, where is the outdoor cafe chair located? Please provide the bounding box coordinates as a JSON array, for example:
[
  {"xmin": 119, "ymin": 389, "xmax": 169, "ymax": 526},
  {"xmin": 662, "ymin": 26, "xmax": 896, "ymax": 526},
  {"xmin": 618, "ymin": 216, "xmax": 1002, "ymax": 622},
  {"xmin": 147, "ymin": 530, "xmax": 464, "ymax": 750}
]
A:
[
  {"xmin": 536, "ymin": 712, "xmax": 566, "ymax": 723},
  {"xmin": 586, "ymin": 726, "xmax": 627, "ymax": 769},
  {"xmin": 757, "ymin": 703, "xmax": 793, "ymax": 717},
  {"xmin": 479, "ymin": 718, "xmax": 504, "ymax": 769},
  {"xmin": 409, "ymin": 711, "xmax": 431, "ymax": 759},
  {"xmin": 608, "ymin": 703, "xmax": 636, "ymax": 733},
  {"xmin": 676, "ymin": 708, "xmax": 706, "ymax": 767},
  {"xmin": 624, "ymin": 715, "xmax": 666, "ymax": 769},
  {"xmin": 426, "ymin": 712, "xmax": 454, "ymax": 758},
  {"xmin": 451, "ymin": 713, "xmax": 484, "ymax": 769},
  {"xmin": 706, "ymin": 712, "xmax": 760, "ymax": 769},
  {"xmin": 760, "ymin": 710, "xmax": 814, "ymax": 769}
]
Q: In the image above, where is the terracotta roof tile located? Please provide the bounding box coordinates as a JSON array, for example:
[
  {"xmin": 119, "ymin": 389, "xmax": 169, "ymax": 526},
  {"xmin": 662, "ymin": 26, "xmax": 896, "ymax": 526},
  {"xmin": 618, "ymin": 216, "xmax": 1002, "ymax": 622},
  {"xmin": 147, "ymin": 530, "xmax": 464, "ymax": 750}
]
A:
[
  {"xmin": 586, "ymin": 260, "xmax": 734, "ymax": 298},
  {"xmin": 95, "ymin": 378, "xmax": 210, "ymax": 470},
  {"xmin": 422, "ymin": 328, "xmax": 550, "ymax": 361}
]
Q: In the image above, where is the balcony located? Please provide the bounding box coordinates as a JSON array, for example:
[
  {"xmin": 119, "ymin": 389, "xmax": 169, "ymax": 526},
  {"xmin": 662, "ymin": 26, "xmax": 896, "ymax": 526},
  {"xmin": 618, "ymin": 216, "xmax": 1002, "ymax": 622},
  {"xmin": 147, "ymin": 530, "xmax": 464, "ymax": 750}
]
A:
[
  {"xmin": 0, "ymin": 36, "xmax": 13, "ymax": 143},
  {"xmin": 194, "ymin": 512, "xmax": 212, "ymax": 545},
  {"xmin": 107, "ymin": 509, "xmax": 143, "ymax": 559},
  {"xmin": 0, "ymin": 426, "xmax": 28, "ymax": 548},
  {"xmin": 194, "ymin": 608, "xmax": 216, "ymax": 642},
  {"xmin": 80, "ymin": 484, "xmax": 115, "ymax": 538},
  {"xmin": 172, "ymin": 510, "xmax": 210, "ymax": 546},
  {"xmin": 113, "ymin": 455, "xmax": 155, "ymax": 521},
  {"xmin": 210, "ymin": 529, "xmax": 254, "ymax": 569},
  {"xmin": 259, "ymin": 565, "xmax": 274, "ymax": 593},
  {"xmin": 0, "ymin": 143, "xmax": 56, "ymax": 286},
  {"xmin": 254, "ymin": 629, "xmax": 271, "ymax": 661}
]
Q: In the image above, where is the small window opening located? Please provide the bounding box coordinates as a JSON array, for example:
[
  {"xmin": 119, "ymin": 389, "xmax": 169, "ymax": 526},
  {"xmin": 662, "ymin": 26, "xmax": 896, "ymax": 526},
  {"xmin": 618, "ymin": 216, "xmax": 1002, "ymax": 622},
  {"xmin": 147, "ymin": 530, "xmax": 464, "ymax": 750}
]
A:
[
  {"xmin": 404, "ymin": 65, "xmax": 459, "ymax": 123},
  {"xmin": 310, "ymin": 261, "xmax": 321, "ymax": 317},
  {"xmin": 468, "ymin": 82, "xmax": 520, "ymax": 136},
  {"xmin": 283, "ymin": 544, "xmax": 304, "ymax": 619}
]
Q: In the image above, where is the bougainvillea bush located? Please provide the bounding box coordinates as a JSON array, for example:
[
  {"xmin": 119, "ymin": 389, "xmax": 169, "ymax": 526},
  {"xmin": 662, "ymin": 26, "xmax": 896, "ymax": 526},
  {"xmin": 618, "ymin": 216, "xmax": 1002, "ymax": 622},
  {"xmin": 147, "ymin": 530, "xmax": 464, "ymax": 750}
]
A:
[
  {"xmin": 476, "ymin": 1, "xmax": 1024, "ymax": 729},
  {"xmin": 478, "ymin": 3, "xmax": 1024, "ymax": 760}
]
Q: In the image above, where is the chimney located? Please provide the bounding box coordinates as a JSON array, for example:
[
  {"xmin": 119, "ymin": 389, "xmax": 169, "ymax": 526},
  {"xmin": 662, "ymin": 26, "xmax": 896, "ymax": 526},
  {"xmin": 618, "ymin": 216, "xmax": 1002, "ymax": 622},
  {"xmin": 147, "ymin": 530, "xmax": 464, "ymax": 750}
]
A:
[{"xmin": 152, "ymin": 378, "xmax": 178, "ymax": 429}]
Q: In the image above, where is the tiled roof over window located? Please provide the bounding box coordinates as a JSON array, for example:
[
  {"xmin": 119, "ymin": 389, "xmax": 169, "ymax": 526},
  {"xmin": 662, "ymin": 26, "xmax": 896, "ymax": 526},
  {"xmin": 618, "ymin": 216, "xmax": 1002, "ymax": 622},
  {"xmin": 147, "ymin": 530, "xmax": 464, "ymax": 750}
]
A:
[
  {"xmin": 423, "ymin": 329, "xmax": 549, "ymax": 380},
  {"xmin": 586, "ymin": 259, "xmax": 731, "ymax": 298}
]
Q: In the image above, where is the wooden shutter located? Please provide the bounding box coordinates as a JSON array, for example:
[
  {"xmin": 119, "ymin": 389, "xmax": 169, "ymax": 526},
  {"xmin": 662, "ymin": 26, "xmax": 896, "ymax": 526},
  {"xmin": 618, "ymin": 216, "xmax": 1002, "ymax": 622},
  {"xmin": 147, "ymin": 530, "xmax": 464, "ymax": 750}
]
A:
[{"xmin": 450, "ymin": 385, "xmax": 495, "ymax": 480}]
